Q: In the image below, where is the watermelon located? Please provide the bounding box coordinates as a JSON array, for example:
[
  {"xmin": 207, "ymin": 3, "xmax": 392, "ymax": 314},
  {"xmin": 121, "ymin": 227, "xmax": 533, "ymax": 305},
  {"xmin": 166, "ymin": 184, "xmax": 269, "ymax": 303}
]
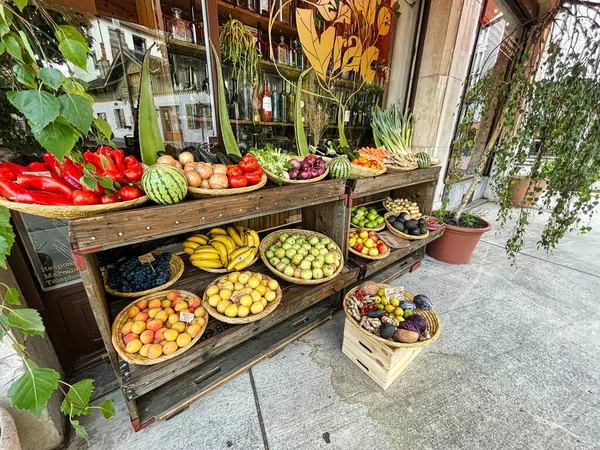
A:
[
  {"xmin": 329, "ymin": 155, "xmax": 351, "ymax": 179},
  {"xmin": 416, "ymin": 152, "xmax": 432, "ymax": 169},
  {"xmin": 142, "ymin": 164, "xmax": 188, "ymax": 204}
]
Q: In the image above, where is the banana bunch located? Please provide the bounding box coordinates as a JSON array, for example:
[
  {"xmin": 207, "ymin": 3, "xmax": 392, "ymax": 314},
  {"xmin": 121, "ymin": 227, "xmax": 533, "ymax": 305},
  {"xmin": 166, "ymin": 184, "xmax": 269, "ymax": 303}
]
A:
[{"xmin": 184, "ymin": 226, "xmax": 260, "ymax": 271}]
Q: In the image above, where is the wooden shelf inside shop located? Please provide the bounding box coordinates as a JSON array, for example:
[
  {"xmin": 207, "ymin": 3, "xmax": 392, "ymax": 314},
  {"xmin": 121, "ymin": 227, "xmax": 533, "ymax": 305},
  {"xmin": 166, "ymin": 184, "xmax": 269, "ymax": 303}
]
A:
[
  {"xmin": 109, "ymin": 257, "xmax": 360, "ymax": 400},
  {"xmin": 166, "ymin": 38, "xmax": 207, "ymax": 58},
  {"xmin": 231, "ymin": 119, "xmax": 294, "ymax": 126},
  {"xmin": 217, "ymin": 0, "xmax": 298, "ymax": 38}
]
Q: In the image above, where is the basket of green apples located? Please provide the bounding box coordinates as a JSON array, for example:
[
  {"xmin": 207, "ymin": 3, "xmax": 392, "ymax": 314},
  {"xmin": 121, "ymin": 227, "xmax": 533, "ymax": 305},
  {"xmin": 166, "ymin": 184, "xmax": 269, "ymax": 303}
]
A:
[{"xmin": 350, "ymin": 206, "xmax": 385, "ymax": 231}]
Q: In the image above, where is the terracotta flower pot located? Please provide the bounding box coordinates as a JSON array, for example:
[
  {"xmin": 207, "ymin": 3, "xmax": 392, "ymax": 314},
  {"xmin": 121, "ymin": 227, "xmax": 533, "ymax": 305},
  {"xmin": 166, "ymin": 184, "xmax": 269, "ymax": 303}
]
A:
[
  {"xmin": 426, "ymin": 219, "xmax": 491, "ymax": 264},
  {"xmin": 510, "ymin": 176, "xmax": 547, "ymax": 207}
]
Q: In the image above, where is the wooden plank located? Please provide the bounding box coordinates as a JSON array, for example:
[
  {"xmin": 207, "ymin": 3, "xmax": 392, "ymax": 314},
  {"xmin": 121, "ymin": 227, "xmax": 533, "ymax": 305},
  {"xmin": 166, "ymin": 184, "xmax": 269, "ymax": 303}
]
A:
[
  {"xmin": 78, "ymin": 253, "xmax": 140, "ymax": 421},
  {"xmin": 302, "ymin": 199, "xmax": 350, "ymax": 258},
  {"xmin": 122, "ymin": 265, "xmax": 359, "ymax": 398},
  {"xmin": 350, "ymin": 167, "xmax": 441, "ymax": 197},
  {"xmin": 69, "ymin": 180, "xmax": 346, "ymax": 252},
  {"xmin": 216, "ymin": 0, "xmax": 298, "ymax": 38},
  {"xmin": 349, "ymin": 227, "xmax": 445, "ymax": 278},
  {"xmin": 136, "ymin": 300, "xmax": 336, "ymax": 424}
]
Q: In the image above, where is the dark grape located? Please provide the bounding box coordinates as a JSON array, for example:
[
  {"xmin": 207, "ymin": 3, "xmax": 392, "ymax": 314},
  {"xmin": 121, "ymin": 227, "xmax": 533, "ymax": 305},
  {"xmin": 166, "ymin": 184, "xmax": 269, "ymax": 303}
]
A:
[{"xmin": 107, "ymin": 252, "xmax": 172, "ymax": 292}]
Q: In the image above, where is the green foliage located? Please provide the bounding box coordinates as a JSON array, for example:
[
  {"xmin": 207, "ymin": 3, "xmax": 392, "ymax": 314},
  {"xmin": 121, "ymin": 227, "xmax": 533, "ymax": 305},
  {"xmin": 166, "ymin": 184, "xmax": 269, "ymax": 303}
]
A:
[
  {"xmin": 445, "ymin": 3, "xmax": 600, "ymax": 261},
  {"xmin": 7, "ymin": 307, "xmax": 45, "ymax": 337},
  {"xmin": 7, "ymin": 360, "xmax": 60, "ymax": 418}
]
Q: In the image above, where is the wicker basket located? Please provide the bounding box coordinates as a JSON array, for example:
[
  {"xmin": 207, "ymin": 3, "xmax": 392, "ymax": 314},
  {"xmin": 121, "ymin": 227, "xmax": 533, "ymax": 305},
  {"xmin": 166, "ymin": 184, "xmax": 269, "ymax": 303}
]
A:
[
  {"xmin": 263, "ymin": 156, "xmax": 329, "ymax": 185},
  {"xmin": 422, "ymin": 215, "xmax": 444, "ymax": 230},
  {"xmin": 194, "ymin": 256, "xmax": 259, "ymax": 274},
  {"xmin": 322, "ymin": 156, "xmax": 386, "ymax": 180},
  {"xmin": 202, "ymin": 273, "xmax": 282, "ymax": 324},
  {"xmin": 384, "ymin": 212, "xmax": 430, "ymax": 240},
  {"xmin": 348, "ymin": 229, "xmax": 390, "ymax": 260},
  {"xmin": 383, "ymin": 164, "xmax": 418, "ymax": 173},
  {"xmin": 0, "ymin": 195, "xmax": 149, "ymax": 220},
  {"xmin": 343, "ymin": 285, "xmax": 440, "ymax": 348},
  {"xmin": 259, "ymin": 229, "xmax": 344, "ymax": 285},
  {"xmin": 103, "ymin": 252, "xmax": 184, "ymax": 298},
  {"xmin": 111, "ymin": 290, "xmax": 207, "ymax": 365},
  {"xmin": 187, "ymin": 173, "xmax": 267, "ymax": 199}
]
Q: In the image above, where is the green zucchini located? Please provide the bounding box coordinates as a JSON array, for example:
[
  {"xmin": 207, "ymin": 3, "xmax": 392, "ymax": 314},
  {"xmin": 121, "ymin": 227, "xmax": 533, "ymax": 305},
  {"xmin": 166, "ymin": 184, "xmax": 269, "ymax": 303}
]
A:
[
  {"xmin": 228, "ymin": 154, "xmax": 242, "ymax": 164},
  {"xmin": 210, "ymin": 43, "xmax": 241, "ymax": 157},
  {"xmin": 295, "ymin": 68, "xmax": 312, "ymax": 157},
  {"xmin": 216, "ymin": 153, "xmax": 231, "ymax": 165},
  {"xmin": 196, "ymin": 148, "xmax": 213, "ymax": 163}
]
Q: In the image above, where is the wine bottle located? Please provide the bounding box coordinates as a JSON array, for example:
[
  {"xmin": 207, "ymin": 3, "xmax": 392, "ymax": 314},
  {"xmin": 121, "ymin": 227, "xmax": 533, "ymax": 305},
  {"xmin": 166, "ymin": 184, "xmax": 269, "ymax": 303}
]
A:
[
  {"xmin": 289, "ymin": 37, "xmax": 296, "ymax": 66},
  {"xmin": 189, "ymin": 0, "xmax": 204, "ymax": 45},
  {"xmin": 280, "ymin": 81, "xmax": 288, "ymax": 123},
  {"xmin": 257, "ymin": 23, "xmax": 269, "ymax": 60},
  {"xmin": 277, "ymin": 36, "xmax": 289, "ymax": 65},
  {"xmin": 261, "ymin": 79, "xmax": 272, "ymax": 122},
  {"xmin": 272, "ymin": 81, "xmax": 280, "ymax": 122},
  {"xmin": 286, "ymin": 83, "xmax": 295, "ymax": 123},
  {"xmin": 253, "ymin": 86, "xmax": 262, "ymax": 123}
]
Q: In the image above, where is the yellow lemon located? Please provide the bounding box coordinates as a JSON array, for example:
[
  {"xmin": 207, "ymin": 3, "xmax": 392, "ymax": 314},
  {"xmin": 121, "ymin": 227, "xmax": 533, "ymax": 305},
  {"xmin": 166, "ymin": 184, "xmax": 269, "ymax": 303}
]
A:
[
  {"xmin": 255, "ymin": 284, "xmax": 267, "ymax": 296},
  {"xmin": 247, "ymin": 277, "xmax": 260, "ymax": 289},
  {"xmin": 265, "ymin": 290, "xmax": 277, "ymax": 302},
  {"xmin": 222, "ymin": 281, "xmax": 234, "ymax": 291},
  {"xmin": 225, "ymin": 304, "xmax": 238, "ymax": 318},
  {"xmin": 228, "ymin": 272, "xmax": 240, "ymax": 283},
  {"xmin": 239, "ymin": 295, "xmax": 253, "ymax": 308},
  {"xmin": 238, "ymin": 273, "xmax": 250, "ymax": 284},
  {"xmin": 267, "ymin": 280, "xmax": 279, "ymax": 291},
  {"xmin": 237, "ymin": 305, "xmax": 250, "ymax": 318},
  {"xmin": 250, "ymin": 290, "xmax": 261, "ymax": 302},
  {"xmin": 208, "ymin": 294, "xmax": 222, "ymax": 307},
  {"xmin": 220, "ymin": 289, "xmax": 233, "ymax": 300},
  {"xmin": 206, "ymin": 285, "xmax": 220, "ymax": 297},
  {"xmin": 250, "ymin": 302, "xmax": 264, "ymax": 314},
  {"xmin": 217, "ymin": 299, "xmax": 232, "ymax": 314}
]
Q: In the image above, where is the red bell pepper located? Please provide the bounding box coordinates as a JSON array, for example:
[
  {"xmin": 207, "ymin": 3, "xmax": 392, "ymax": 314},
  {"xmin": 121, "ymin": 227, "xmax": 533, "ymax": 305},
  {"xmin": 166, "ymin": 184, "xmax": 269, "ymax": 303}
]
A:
[
  {"xmin": 110, "ymin": 149, "xmax": 127, "ymax": 173},
  {"xmin": 26, "ymin": 162, "xmax": 50, "ymax": 172},
  {"xmin": 228, "ymin": 175, "xmax": 248, "ymax": 188},
  {"xmin": 15, "ymin": 190, "xmax": 73, "ymax": 206},
  {"xmin": 97, "ymin": 152, "xmax": 117, "ymax": 173},
  {"xmin": 43, "ymin": 153, "xmax": 82, "ymax": 190},
  {"xmin": 119, "ymin": 185, "xmax": 143, "ymax": 201},
  {"xmin": 0, "ymin": 179, "xmax": 26, "ymax": 199},
  {"xmin": 16, "ymin": 174, "xmax": 74, "ymax": 199},
  {"xmin": 103, "ymin": 170, "xmax": 125, "ymax": 185},
  {"xmin": 72, "ymin": 190, "xmax": 99, "ymax": 205},
  {"xmin": 123, "ymin": 165, "xmax": 143, "ymax": 182},
  {"xmin": 83, "ymin": 151, "xmax": 103, "ymax": 173},
  {"xmin": 244, "ymin": 171, "xmax": 262, "ymax": 185},
  {"xmin": 100, "ymin": 193, "xmax": 120, "ymax": 204}
]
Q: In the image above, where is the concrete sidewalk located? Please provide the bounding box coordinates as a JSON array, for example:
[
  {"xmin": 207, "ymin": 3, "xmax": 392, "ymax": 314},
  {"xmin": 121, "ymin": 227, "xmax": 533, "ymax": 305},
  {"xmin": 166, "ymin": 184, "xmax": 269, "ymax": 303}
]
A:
[{"xmin": 64, "ymin": 202, "xmax": 600, "ymax": 450}]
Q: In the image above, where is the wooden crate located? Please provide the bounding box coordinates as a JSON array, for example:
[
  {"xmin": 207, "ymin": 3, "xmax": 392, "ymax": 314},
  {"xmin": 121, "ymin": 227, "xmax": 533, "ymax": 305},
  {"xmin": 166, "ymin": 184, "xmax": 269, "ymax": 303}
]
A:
[{"xmin": 342, "ymin": 318, "xmax": 421, "ymax": 389}]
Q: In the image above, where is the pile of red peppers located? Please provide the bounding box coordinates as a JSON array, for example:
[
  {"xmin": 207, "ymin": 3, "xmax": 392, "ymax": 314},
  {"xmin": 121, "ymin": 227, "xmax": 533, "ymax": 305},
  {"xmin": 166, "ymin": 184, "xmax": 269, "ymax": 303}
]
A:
[
  {"xmin": 226, "ymin": 154, "xmax": 264, "ymax": 188},
  {"xmin": 0, "ymin": 147, "xmax": 145, "ymax": 207}
]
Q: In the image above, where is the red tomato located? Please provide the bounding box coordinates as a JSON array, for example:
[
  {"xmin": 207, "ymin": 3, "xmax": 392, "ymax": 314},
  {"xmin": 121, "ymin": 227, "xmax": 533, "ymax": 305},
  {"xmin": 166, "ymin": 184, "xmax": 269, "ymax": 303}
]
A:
[
  {"xmin": 229, "ymin": 175, "xmax": 248, "ymax": 188},
  {"xmin": 227, "ymin": 166, "xmax": 244, "ymax": 177},
  {"xmin": 244, "ymin": 172, "xmax": 262, "ymax": 185},
  {"xmin": 239, "ymin": 155, "xmax": 259, "ymax": 173},
  {"xmin": 72, "ymin": 190, "xmax": 99, "ymax": 206},
  {"xmin": 119, "ymin": 185, "xmax": 143, "ymax": 201},
  {"xmin": 100, "ymin": 193, "xmax": 120, "ymax": 204}
]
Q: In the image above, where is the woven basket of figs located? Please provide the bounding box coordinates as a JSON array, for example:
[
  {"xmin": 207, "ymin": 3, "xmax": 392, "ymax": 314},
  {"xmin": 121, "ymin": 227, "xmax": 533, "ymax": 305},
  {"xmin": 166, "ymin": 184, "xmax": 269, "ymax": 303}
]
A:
[{"xmin": 343, "ymin": 281, "xmax": 440, "ymax": 348}]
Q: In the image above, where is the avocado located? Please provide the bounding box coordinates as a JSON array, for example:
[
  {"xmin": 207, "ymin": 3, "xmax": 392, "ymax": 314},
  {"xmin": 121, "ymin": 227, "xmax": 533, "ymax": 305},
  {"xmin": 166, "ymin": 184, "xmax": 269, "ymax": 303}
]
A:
[
  {"xmin": 379, "ymin": 323, "xmax": 397, "ymax": 339},
  {"xmin": 398, "ymin": 212, "xmax": 410, "ymax": 222},
  {"xmin": 418, "ymin": 218, "xmax": 426, "ymax": 225},
  {"xmin": 405, "ymin": 219, "xmax": 418, "ymax": 230},
  {"xmin": 388, "ymin": 215, "xmax": 397, "ymax": 224},
  {"xmin": 409, "ymin": 228, "xmax": 421, "ymax": 236},
  {"xmin": 419, "ymin": 224, "xmax": 428, "ymax": 234},
  {"xmin": 394, "ymin": 222, "xmax": 405, "ymax": 232}
]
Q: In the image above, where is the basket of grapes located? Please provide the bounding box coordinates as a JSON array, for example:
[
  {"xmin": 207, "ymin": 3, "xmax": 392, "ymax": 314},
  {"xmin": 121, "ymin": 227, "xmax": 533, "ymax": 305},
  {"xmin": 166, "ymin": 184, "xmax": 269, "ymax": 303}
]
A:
[{"xmin": 104, "ymin": 251, "xmax": 185, "ymax": 297}]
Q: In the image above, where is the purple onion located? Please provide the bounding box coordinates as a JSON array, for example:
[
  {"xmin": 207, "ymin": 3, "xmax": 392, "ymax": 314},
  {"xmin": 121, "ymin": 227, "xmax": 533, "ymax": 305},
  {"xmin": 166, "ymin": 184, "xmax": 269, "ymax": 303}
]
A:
[
  {"xmin": 289, "ymin": 158, "xmax": 302, "ymax": 170},
  {"xmin": 315, "ymin": 158, "xmax": 325, "ymax": 168},
  {"xmin": 299, "ymin": 170, "xmax": 311, "ymax": 180},
  {"xmin": 316, "ymin": 166, "xmax": 325, "ymax": 175},
  {"xmin": 310, "ymin": 168, "xmax": 320, "ymax": 178},
  {"xmin": 304, "ymin": 154, "xmax": 317, "ymax": 165},
  {"xmin": 288, "ymin": 168, "xmax": 299, "ymax": 179},
  {"xmin": 301, "ymin": 159, "xmax": 311, "ymax": 170}
]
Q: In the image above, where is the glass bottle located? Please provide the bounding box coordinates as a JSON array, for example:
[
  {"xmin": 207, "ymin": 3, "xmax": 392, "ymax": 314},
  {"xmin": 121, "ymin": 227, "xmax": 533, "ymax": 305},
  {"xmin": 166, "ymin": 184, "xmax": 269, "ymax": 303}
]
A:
[
  {"xmin": 189, "ymin": 0, "xmax": 204, "ymax": 45},
  {"xmin": 277, "ymin": 36, "xmax": 289, "ymax": 65},
  {"xmin": 279, "ymin": 0, "xmax": 291, "ymax": 23},
  {"xmin": 288, "ymin": 37, "xmax": 296, "ymax": 66},
  {"xmin": 261, "ymin": 79, "xmax": 272, "ymax": 122},
  {"xmin": 168, "ymin": 8, "xmax": 192, "ymax": 42},
  {"xmin": 261, "ymin": 0, "xmax": 270, "ymax": 16},
  {"xmin": 257, "ymin": 23, "xmax": 269, "ymax": 60},
  {"xmin": 295, "ymin": 39, "xmax": 305, "ymax": 69},
  {"xmin": 286, "ymin": 84, "xmax": 295, "ymax": 123},
  {"xmin": 356, "ymin": 94, "xmax": 364, "ymax": 126},
  {"xmin": 253, "ymin": 86, "xmax": 262, "ymax": 123},
  {"xmin": 280, "ymin": 82, "xmax": 288, "ymax": 123},
  {"xmin": 229, "ymin": 78, "xmax": 239, "ymax": 120},
  {"xmin": 271, "ymin": 81, "xmax": 280, "ymax": 122}
]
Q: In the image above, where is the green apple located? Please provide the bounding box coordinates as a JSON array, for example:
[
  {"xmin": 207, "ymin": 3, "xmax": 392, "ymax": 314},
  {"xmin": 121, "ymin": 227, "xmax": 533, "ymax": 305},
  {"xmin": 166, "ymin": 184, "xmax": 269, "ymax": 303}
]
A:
[
  {"xmin": 269, "ymin": 257, "xmax": 281, "ymax": 266},
  {"xmin": 327, "ymin": 242, "xmax": 338, "ymax": 251},
  {"xmin": 319, "ymin": 248, "xmax": 328, "ymax": 256},
  {"xmin": 308, "ymin": 236, "xmax": 319, "ymax": 246},
  {"xmin": 310, "ymin": 248, "xmax": 320, "ymax": 257},
  {"xmin": 312, "ymin": 260, "xmax": 323, "ymax": 269},
  {"xmin": 286, "ymin": 238, "xmax": 296, "ymax": 246},
  {"xmin": 292, "ymin": 244, "xmax": 301, "ymax": 250},
  {"xmin": 298, "ymin": 248, "xmax": 309, "ymax": 257},
  {"xmin": 300, "ymin": 269, "xmax": 313, "ymax": 280},
  {"xmin": 314, "ymin": 243, "xmax": 325, "ymax": 250},
  {"xmin": 283, "ymin": 265, "xmax": 295, "ymax": 276},
  {"xmin": 275, "ymin": 248, "xmax": 286, "ymax": 258},
  {"xmin": 324, "ymin": 253, "xmax": 336, "ymax": 264},
  {"xmin": 266, "ymin": 250, "xmax": 275, "ymax": 259},
  {"xmin": 280, "ymin": 257, "xmax": 290, "ymax": 265},
  {"xmin": 321, "ymin": 237, "xmax": 331, "ymax": 245},
  {"xmin": 285, "ymin": 248, "xmax": 297, "ymax": 259},
  {"xmin": 304, "ymin": 255, "xmax": 315, "ymax": 262},
  {"xmin": 299, "ymin": 260, "xmax": 312, "ymax": 270},
  {"xmin": 322, "ymin": 265, "xmax": 335, "ymax": 277},
  {"xmin": 292, "ymin": 254, "xmax": 304, "ymax": 265},
  {"xmin": 312, "ymin": 268, "xmax": 324, "ymax": 279},
  {"xmin": 282, "ymin": 242, "xmax": 292, "ymax": 250},
  {"xmin": 279, "ymin": 234, "xmax": 289, "ymax": 243}
]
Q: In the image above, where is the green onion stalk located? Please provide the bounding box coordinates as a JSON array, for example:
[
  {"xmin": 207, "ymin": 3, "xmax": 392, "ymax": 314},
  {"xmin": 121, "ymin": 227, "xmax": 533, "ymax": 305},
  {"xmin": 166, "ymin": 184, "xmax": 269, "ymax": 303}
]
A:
[{"xmin": 371, "ymin": 104, "xmax": 415, "ymax": 155}]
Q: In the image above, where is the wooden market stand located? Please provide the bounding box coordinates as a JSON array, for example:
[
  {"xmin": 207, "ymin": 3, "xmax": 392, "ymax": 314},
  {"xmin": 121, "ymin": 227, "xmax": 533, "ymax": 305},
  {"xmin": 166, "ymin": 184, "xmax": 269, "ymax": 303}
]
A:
[{"xmin": 68, "ymin": 166, "xmax": 443, "ymax": 430}]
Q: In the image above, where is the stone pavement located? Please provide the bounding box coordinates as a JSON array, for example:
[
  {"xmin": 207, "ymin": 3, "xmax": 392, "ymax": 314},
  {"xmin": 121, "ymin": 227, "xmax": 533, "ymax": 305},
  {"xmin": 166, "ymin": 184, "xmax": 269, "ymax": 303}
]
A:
[{"xmin": 63, "ymin": 202, "xmax": 600, "ymax": 450}]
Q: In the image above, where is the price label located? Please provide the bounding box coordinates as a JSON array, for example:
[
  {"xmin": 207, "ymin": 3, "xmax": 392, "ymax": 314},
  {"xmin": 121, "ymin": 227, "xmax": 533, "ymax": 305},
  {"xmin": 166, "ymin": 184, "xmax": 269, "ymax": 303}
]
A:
[
  {"xmin": 179, "ymin": 311, "xmax": 195, "ymax": 323},
  {"xmin": 138, "ymin": 253, "xmax": 155, "ymax": 264},
  {"xmin": 354, "ymin": 211, "xmax": 364, "ymax": 219},
  {"xmin": 385, "ymin": 286, "xmax": 404, "ymax": 301},
  {"xmin": 22, "ymin": 171, "xmax": 52, "ymax": 177}
]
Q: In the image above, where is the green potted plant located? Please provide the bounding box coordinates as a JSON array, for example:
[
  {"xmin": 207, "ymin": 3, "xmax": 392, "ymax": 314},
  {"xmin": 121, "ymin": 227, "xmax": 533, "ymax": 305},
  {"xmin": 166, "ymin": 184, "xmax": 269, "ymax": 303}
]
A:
[{"xmin": 428, "ymin": 2, "xmax": 600, "ymax": 264}]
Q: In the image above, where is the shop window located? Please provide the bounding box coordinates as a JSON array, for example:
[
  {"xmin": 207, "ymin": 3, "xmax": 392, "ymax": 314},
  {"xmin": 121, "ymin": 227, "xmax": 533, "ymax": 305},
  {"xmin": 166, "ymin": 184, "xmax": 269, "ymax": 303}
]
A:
[
  {"xmin": 97, "ymin": 112, "xmax": 107, "ymax": 121},
  {"xmin": 114, "ymin": 108, "xmax": 127, "ymax": 128},
  {"xmin": 133, "ymin": 35, "xmax": 146, "ymax": 54}
]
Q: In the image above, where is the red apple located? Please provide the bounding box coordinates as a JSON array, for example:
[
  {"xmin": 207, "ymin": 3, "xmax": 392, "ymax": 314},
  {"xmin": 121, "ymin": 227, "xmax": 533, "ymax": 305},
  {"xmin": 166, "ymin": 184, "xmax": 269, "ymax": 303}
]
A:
[
  {"xmin": 355, "ymin": 243, "xmax": 364, "ymax": 252},
  {"xmin": 371, "ymin": 235, "xmax": 379, "ymax": 243},
  {"xmin": 377, "ymin": 242, "xmax": 386, "ymax": 253}
]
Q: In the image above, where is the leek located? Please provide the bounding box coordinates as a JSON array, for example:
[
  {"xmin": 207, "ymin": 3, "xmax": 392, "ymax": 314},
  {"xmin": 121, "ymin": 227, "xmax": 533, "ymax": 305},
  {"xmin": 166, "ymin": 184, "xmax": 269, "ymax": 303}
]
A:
[
  {"xmin": 295, "ymin": 68, "xmax": 312, "ymax": 157},
  {"xmin": 371, "ymin": 104, "xmax": 415, "ymax": 155}
]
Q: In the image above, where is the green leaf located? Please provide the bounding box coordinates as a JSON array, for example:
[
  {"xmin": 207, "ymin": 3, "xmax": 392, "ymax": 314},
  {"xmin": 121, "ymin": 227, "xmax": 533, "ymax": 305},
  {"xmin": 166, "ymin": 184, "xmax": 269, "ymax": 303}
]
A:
[
  {"xmin": 0, "ymin": 21, "xmax": 9, "ymax": 38},
  {"xmin": 32, "ymin": 119, "xmax": 80, "ymax": 159},
  {"xmin": 81, "ymin": 173, "xmax": 96, "ymax": 191},
  {"xmin": 0, "ymin": 313, "xmax": 9, "ymax": 341},
  {"xmin": 5, "ymin": 287, "xmax": 19, "ymax": 305},
  {"xmin": 6, "ymin": 90, "xmax": 59, "ymax": 129},
  {"xmin": 0, "ymin": 225, "xmax": 15, "ymax": 269},
  {"xmin": 13, "ymin": 64, "xmax": 37, "ymax": 89},
  {"xmin": 58, "ymin": 39, "xmax": 88, "ymax": 71},
  {"xmin": 58, "ymin": 94, "xmax": 93, "ymax": 133},
  {"xmin": 55, "ymin": 25, "xmax": 88, "ymax": 47},
  {"xmin": 18, "ymin": 30, "xmax": 35, "ymax": 62},
  {"xmin": 99, "ymin": 399, "xmax": 115, "ymax": 419},
  {"xmin": 71, "ymin": 420, "xmax": 89, "ymax": 442},
  {"xmin": 77, "ymin": 78, "xmax": 89, "ymax": 90},
  {"xmin": 2, "ymin": 33, "xmax": 22, "ymax": 61},
  {"xmin": 13, "ymin": 0, "xmax": 28, "ymax": 12},
  {"xmin": 8, "ymin": 360, "xmax": 59, "ymax": 418},
  {"xmin": 93, "ymin": 117, "xmax": 114, "ymax": 144},
  {"xmin": 38, "ymin": 67, "xmax": 63, "ymax": 90},
  {"xmin": 61, "ymin": 379, "xmax": 94, "ymax": 416},
  {"xmin": 0, "ymin": 42, "xmax": 5, "ymax": 56},
  {"xmin": 98, "ymin": 175, "xmax": 116, "ymax": 192},
  {"xmin": 62, "ymin": 77, "xmax": 75, "ymax": 94},
  {"xmin": 0, "ymin": 5, "xmax": 14, "ymax": 24},
  {"xmin": 8, "ymin": 307, "xmax": 44, "ymax": 337}
]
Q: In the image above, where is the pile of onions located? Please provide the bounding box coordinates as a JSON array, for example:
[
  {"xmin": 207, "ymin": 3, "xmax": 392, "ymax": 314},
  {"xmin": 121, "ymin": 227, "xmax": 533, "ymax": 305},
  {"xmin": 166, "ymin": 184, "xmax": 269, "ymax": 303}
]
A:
[{"xmin": 288, "ymin": 155, "xmax": 327, "ymax": 181}]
